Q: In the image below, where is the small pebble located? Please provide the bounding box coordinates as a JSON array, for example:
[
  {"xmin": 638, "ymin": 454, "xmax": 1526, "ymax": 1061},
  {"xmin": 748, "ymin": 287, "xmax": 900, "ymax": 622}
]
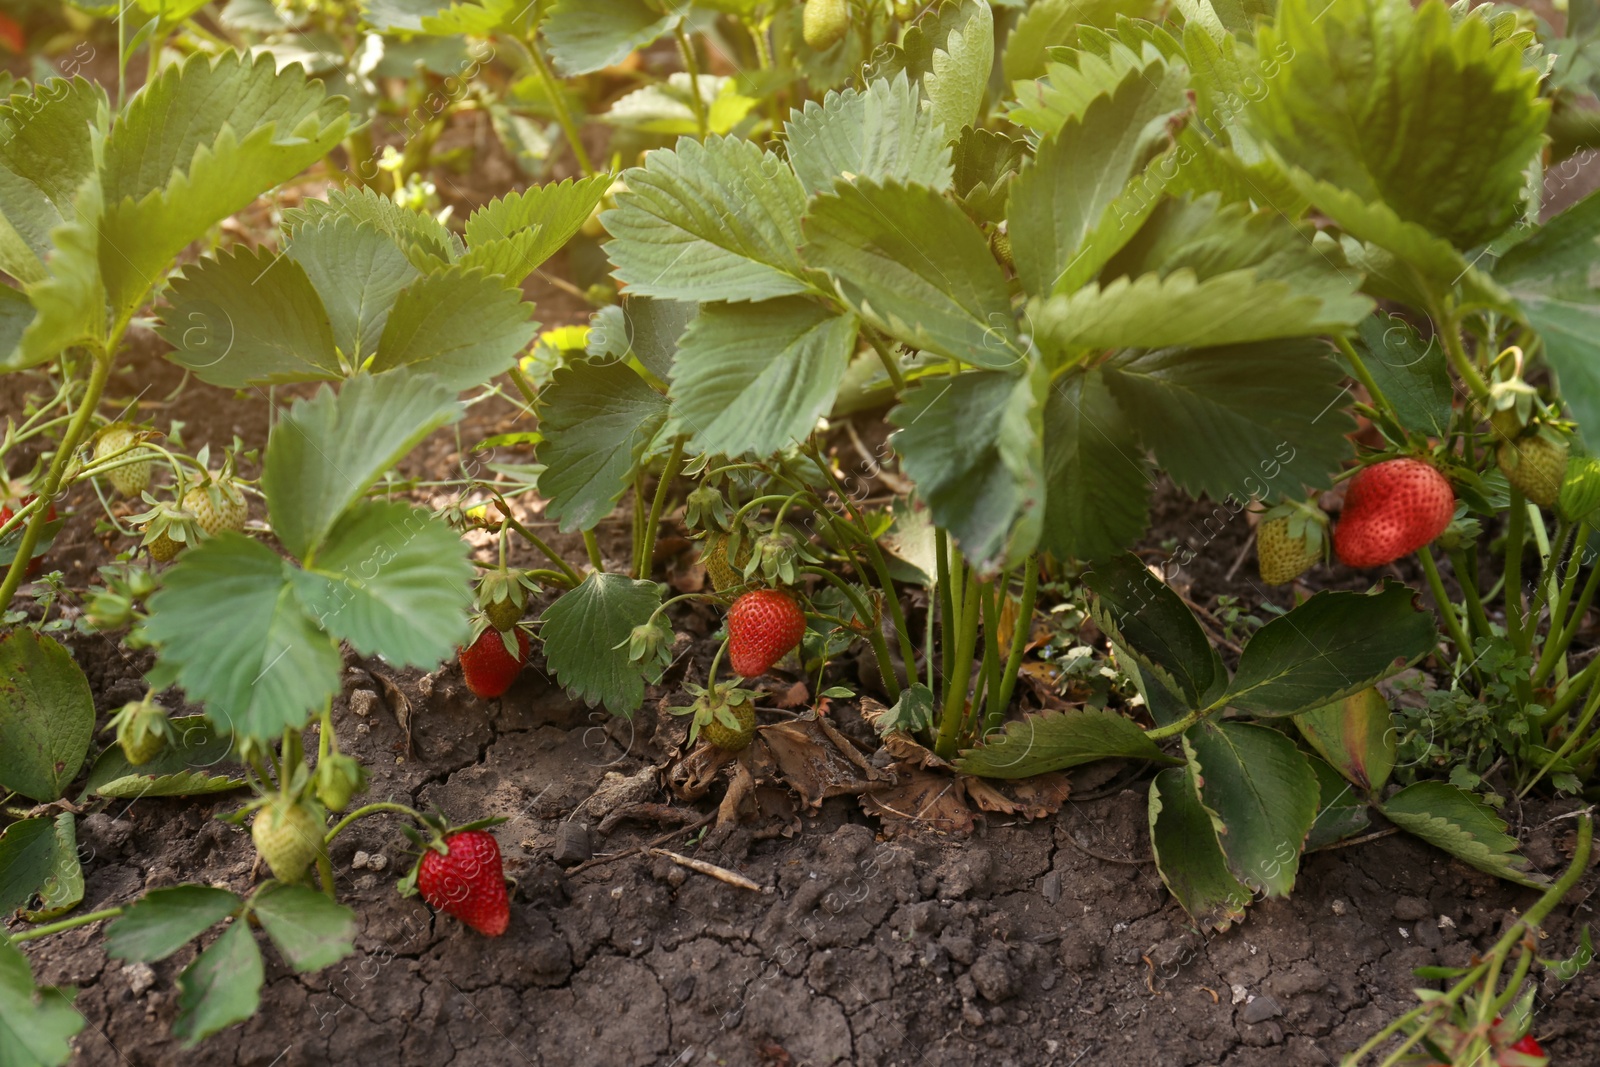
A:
[
  {"xmin": 123, "ymin": 961, "xmax": 155, "ymax": 996},
  {"xmin": 349, "ymin": 689, "xmax": 378, "ymax": 717},
  {"xmin": 1240, "ymin": 994, "xmax": 1283, "ymax": 1025},
  {"xmin": 352, "ymin": 851, "xmax": 370, "ymax": 870},
  {"xmin": 552, "ymin": 822, "xmax": 593, "ymax": 867}
]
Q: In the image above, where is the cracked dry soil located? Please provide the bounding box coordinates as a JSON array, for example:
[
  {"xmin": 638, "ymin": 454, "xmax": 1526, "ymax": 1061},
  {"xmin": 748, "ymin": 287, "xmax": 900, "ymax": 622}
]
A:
[{"xmin": 21, "ymin": 634, "xmax": 1600, "ymax": 1067}]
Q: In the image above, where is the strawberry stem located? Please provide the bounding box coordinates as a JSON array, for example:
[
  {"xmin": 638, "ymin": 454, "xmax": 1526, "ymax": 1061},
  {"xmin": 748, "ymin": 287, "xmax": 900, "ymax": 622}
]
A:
[
  {"xmin": 636, "ymin": 436, "xmax": 685, "ymax": 580},
  {"xmin": 323, "ymin": 802, "xmax": 428, "ymax": 845},
  {"xmin": 1418, "ymin": 546, "xmax": 1474, "ymax": 678}
]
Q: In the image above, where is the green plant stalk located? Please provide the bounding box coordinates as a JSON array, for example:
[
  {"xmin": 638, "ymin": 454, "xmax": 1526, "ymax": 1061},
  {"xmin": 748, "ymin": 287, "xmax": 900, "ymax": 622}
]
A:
[
  {"xmin": 6, "ymin": 907, "xmax": 125, "ymax": 945},
  {"xmin": 673, "ymin": 24, "xmax": 710, "ymax": 138},
  {"xmin": 1505, "ymin": 488, "xmax": 1529, "ymax": 654},
  {"xmin": 863, "ymin": 330, "xmax": 907, "ymax": 393},
  {"xmin": 1432, "ymin": 299, "xmax": 1492, "ymax": 404},
  {"xmin": 978, "ymin": 578, "xmax": 1002, "ymax": 729},
  {"xmin": 508, "ymin": 364, "xmax": 540, "ymax": 410},
  {"xmin": 800, "ymin": 450, "xmax": 915, "ymax": 679},
  {"xmin": 500, "ymin": 511, "xmax": 583, "ymax": 586},
  {"xmin": 583, "ymin": 529, "xmax": 604, "ymax": 572},
  {"xmin": 1533, "ymin": 522, "xmax": 1589, "ymax": 684},
  {"xmin": 1419, "ymin": 547, "xmax": 1475, "ymax": 675},
  {"xmin": 1344, "ymin": 812, "xmax": 1593, "ymax": 1066},
  {"xmin": 937, "ymin": 529, "xmax": 958, "ymax": 686},
  {"xmin": 0, "ymin": 349, "xmax": 113, "ymax": 614},
  {"xmin": 525, "ymin": 41, "xmax": 595, "ymax": 175},
  {"xmin": 924, "ymin": 588, "xmax": 937, "ymax": 692},
  {"xmin": 934, "ymin": 572, "xmax": 984, "ymax": 760},
  {"xmin": 316, "ymin": 850, "xmax": 336, "ymax": 900},
  {"xmin": 802, "ymin": 565, "xmax": 899, "ymax": 700},
  {"xmin": 324, "ymin": 801, "xmax": 427, "ymax": 844},
  {"xmin": 631, "ymin": 475, "xmax": 647, "ymax": 577},
  {"xmin": 1447, "ymin": 546, "xmax": 1493, "ymax": 650},
  {"xmin": 988, "ymin": 558, "xmax": 1038, "ymax": 733},
  {"xmin": 1333, "ymin": 335, "xmax": 1392, "ymax": 412},
  {"xmin": 637, "ymin": 438, "xmax": 685, "ymax": 580},
  {"xmin": 1542, "ymin": 652, "xmax": 1600, "ymax": 727},
  {"xmin": 1523, "ymin": 675, "xmax": 1600, "ymax": 796},
  {"xmin": 1541, "ymin": 544, "xmax": 1600, "ymax": 688}
]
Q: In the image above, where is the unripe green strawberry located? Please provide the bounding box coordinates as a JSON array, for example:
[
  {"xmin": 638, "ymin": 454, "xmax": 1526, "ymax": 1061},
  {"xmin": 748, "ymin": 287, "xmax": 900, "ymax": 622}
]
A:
[
  {"xmin": 672, "ymin": 681, "xmax": 760, "ymax": 752},
  {"xmin": 803, "ymin": 0, "xmax": 849, "ymax": 50},
  {"xmin": 700, "ymin": 531, "xmax": 751, "ymax": 593},
  {"xmin": 95, "ymin": 424, "xmax": 153, "ymax": 497},
  {"xmin": 183, "ymin": 478, "xmax": 247, "ymax": 535},
  {"xmin": 107, "ymin": 696, "xmax": 169, "ymax": 765},
  {"xmin": 314, "ymin": 753, "xmax": 367, "ymax": 812},
  {"xmin": 148, "ymin": 532, "xmax": 181, "ymax": 562},
  {"xmin": 990, "ymin": 229, "xmax": 1013, "ymax": 268},
  {"xmin": 704, "ymin": 694, "xmax": 756, "ymax": 752},
  {"xmin": 1498, "ymin": 435, "xmax": 1568, "ymax": 508},
  {"xmin": 1257, "ymin": 516, "xmax": 1320, "ymax": 585},
  {"xmin": 251, "ymin": 798, "xmax": 323, "ymax": 883}
]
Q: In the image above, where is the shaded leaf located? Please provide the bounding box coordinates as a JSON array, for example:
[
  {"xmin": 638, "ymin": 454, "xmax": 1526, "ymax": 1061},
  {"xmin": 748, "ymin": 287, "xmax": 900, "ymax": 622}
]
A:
[
  {"xmin": 1083, "ymin": 553, "xmax": 1224, "ymax": 710},
  {"xmin": 1225, "ymin": 582, "xmax": 1437, "ymax": 717},
  {"xmin": 253, "ymin": 884, "xmax": 357, "ymax": 972},
  {"xmin": 1039, "ymin": 369, "xmax": 1151, "ymax": 562},
  {"xmin": 1149, "ymin": 766, "xmax": 1251, "ymax": 930},
  {"xmin": 1293, "ymin": 687, "xmax": 1396, "ymax": 794},
  {"xmin": 105, "ymin": 885, "xmax": 241, "ymax": 963},
  {"xmin": 1381, "ymin": 781, "xmax": 1548, "ymax": 888},
  {"xmin": 0, "ymin": 941, "xmax": 83, "ymax": 1067},
  {"xmin": 1185, "ymin": 721, "xmax": 1318, "ymax": 897},
  {"xmin": 536, "ymin": 361, "xmax": 670, "ymax": 532},
  {"xmin": 172, "ymin": 921, "xmax": 263, "ymax": 1046},
  {"xmin": 955, "ymin": 708, "xmax": 1173, "ymax": 779},
  {"xmin": 539, "ymin": 573, "xmax": 665, "ymax": 715},
  {"xmin": 0, "ymin": 630, "xmax": 94, "ymax": 802}
]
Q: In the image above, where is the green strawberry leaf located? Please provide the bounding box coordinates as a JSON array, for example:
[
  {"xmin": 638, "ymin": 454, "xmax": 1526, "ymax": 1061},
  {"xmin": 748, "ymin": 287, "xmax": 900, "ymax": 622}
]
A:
[
  {"xmin": 1380, "ymin": 781, "xmax": 1549, "ymax": 888},
  {"xmin": 97, "ymin": 52, "xmax": 351, "ymax": 326},
  {"xmin": 156, "ymin": 244, "xmax": 341, "ymax": 387},
  {"xmin": 282, "ymin": 185, "xmax": 462, "ymax": 265},
  {"xmin": 1304, "ymin": 756, "xmax": 1373, "ymax": 852},
  {"xmin": 602, "ymin": 135, "xmax": 809, "ymax": 303},
  {"xmin": 286, "ymin": 214, "xmax": 421, "ymax": 367},
  {"xmin": 954, "ymin": 708, "xmax": 1174, "ymax": 778},
  {"xmin": 362, "ymin": 0, "xmax": 517, "ymax": 34},
  {"xmin": 1224, "ymin": 582, "xmax": 1438, "ymax": 717},
  {"xmin": 785, "ymin": 75, "xmax": 953, "ymax": 196},
  {"xmin": 1083, "ymin": 552, "xmax": 1225, "ymax": 711},
  {"xmin": 0, "ymin": 285, "xmax": 34, "ymax": 368},
  {"xmin": 93, "ymin": 770, "xmax": 248, "ymax": 799},
  {"xmin": 19, "ymin": 813, "xmax": 84, "ymax": 922},
  {"xmin": 610, "ymin": 295, "xmax": 698, "ymax": 383},
  {"xmin": 0, "ymin": 76, "xmax": 105, "ymax": 284},
  {"xmin": 0, "ymin": 818, "xmax": 58, "ymax": 917},
  {"xmin": 1248, "ymin": 0, "xmax": 1546, "ymax": 250},
  {"xmin": 1039, "ymin": 369, "xmax": 1150, "ymax": 562},
  {"xmin": 804, "ymin": 179, "xmax": 1023, "ymax": 369},
  {"xmin": 866, "ymin": 0, "xmax": 994, "ymax": 139},
  {"xmin": 143, "ymin": 534, "xmax": 343, "ymax": 741},
  {"xmin": 17, "ymin": 169, "xmax": 105, "ymax": 368},
  {"xmin": 252, "ymin": 884, "xmax": 357, "ymax": 972},
  {"xmin": 1293, "ymin": 687, "xmax": 1397, "ymax": 795},
  {"xmin": 950, "ymin": 125, "xmax": 1029, "ymax": 224},
  {"xmin": 78, "ymin": 714, "xmax": 236, "ymax": 800},
  {"xmin": 289, "ymin": 501, "xmax": 473, "ymax": 668},
  {"xmin": 1002, "ymin": 0, "xmax": 1167, "ymax": 82},
  {"xmin": 105, "ymin": 885, "xmax": 241, "ymax": 963},
  {"xmin": 543, "ymin": 0, "xmax": 680, "ymax": 76},
  {"xmin": 536, "ymin": 360, "xmax": 670, "ymax": 533},
  {"xmin": 1345, "ymin": 313, "xmax": 1455, "ymax": 438},
  {"xmin": 0, "ymin": 941, "xmax": 84, "ymax": 1067},
  {"xmin": 1148, "ymin": 765, "xmax": 1251, "ymax": 931},
  {"xmin": 1007, "ymin": 32, "xmax": 1183, "ymax": 137},
  {"xmin": 890, "ymin": 368, "xmax": 1044, "ymax": 572},
  {"xmin": 371, "ymin": 266, "xmax": 539, "ymax": 391},
  {"xmin": 0, "ymin": 630, "xmax": 94, "ymax": 802},
  {"xmin": 1007, "ymin": 64, "xmax": 1186, "ymax": 297},
  {"xmin": 1102, "ymin": 338, "xmax": 1355, "ymax": 502},
  {"xmin": 1184, "ymin": 721, "xmax": 1319, "ymax": 897},
  {"xmin": 172, "ymin": 920, "xmax": 263, "ymax": 1046},
  {"xmin": 670, "ymin": 298, "xmax": 858, "ymax": 458},
  {"xmin": 539, "ymin": 573, "xmax": 666, "ymax": 715},
  {"xmin": 1496, "ymin": 190, "xmax": 1600, "ymax": 445},
  {"xmin": 261, "ymin": 372, "xmax": 462, "ymax": 560},
  {"xmin": 464, "ymin": 174, "xmax": 611, "ymax": 276}
]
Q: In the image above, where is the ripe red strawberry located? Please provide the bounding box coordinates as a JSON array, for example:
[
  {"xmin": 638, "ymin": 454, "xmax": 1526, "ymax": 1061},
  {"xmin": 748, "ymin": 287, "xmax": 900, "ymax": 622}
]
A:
[
  {"xmin": 1504, "ymin": 1031, "xmax": 1546, "ymax": 1062},
  {"xmin": 459, "ymin": 627, "xmax": 529, "ymax": 698},
  {"xmin": 1, "ymin": 495, "xmax": 59, "ymax": 577},
  {"xmin": 0, "ymin": 14, "xmax": 24, "ymax": 54},
  {"xmin": 418, "ymin": 830, "xmax": 509, "ymax": 936},
  {"xmin": 727, "ymin": 589, "xmax": 806, "ymax": 678},
  {"xmin": 1334, "ymin": 458, "xmax": 1455, "ymax": 569}
]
